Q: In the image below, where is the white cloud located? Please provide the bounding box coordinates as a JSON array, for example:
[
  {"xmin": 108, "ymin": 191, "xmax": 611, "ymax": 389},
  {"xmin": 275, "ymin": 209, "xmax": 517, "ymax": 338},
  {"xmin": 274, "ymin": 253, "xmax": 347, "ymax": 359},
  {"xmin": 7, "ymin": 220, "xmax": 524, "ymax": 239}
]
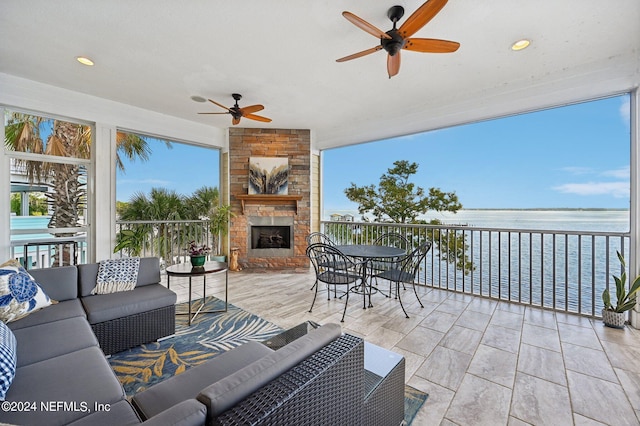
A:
[
  {"xmin": 552, "ymin": 181, "xmax": 629, "ymax": 198},
  {"xmin": 601, "ymin": 166, "xmax": 629, "ymax": 179}
]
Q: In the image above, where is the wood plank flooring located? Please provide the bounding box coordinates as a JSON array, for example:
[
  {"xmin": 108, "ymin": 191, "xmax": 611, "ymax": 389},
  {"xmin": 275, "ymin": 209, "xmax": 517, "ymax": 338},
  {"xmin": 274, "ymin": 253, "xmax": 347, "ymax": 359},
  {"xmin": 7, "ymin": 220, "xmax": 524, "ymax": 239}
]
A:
[{"xmin": 165, "ymin": 268, "xmax": 640, "ymax": 425}]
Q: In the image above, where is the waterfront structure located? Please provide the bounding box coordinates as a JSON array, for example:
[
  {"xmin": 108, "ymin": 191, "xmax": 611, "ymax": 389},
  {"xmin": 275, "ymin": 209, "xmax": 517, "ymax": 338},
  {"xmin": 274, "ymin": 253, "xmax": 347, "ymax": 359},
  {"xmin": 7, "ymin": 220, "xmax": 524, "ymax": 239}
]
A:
[{"xmin": 1, "ymin": 2, "xmax": 639, "ymax": 324}]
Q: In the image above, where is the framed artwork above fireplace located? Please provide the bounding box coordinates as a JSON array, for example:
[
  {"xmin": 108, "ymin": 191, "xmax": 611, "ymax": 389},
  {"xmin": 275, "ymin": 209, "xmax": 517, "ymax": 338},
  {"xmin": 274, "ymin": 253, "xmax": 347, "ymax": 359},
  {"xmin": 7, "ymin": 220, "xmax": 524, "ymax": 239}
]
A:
[{"xmin": 248, "ymin": 157, "xmax": 289, "ymax": 195}]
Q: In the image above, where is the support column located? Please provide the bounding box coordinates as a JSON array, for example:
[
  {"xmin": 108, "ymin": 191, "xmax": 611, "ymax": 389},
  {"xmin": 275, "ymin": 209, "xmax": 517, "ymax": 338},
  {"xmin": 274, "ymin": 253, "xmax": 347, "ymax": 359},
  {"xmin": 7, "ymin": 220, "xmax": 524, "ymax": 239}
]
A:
[
  {"xmin": 93, "ymin": 124, "xmax": 117, "ymax": 262},
  {"xmin": 629, "ymin": 89, "xmax": 640, "ymax": 328}
]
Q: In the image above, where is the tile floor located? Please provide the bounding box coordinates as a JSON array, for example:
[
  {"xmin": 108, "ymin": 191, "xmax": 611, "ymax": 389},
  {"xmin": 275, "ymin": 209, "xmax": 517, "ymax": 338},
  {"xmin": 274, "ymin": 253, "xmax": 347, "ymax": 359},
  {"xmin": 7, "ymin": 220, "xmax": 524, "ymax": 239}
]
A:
[{"xmin": 165, "ymin": 268, "xmax": 640, "ymax": 425}]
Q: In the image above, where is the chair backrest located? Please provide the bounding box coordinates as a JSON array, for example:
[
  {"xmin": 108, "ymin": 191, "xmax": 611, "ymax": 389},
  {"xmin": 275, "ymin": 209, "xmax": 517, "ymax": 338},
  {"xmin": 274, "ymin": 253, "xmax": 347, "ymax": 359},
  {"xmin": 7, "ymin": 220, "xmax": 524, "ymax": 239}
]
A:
[
  {"xmin": 373, "ymin": 233, "xmax": 409, "ymax": 250},
  {"xmin": 306, "ymin": 243, "xmax": 359, "ymax": 284},
  {"xmin": 399, "ymin": 241, "xmax": 432, "ymax": 281},
  {"xmin": 306, "ymin": 232, "xmax": 336, "ymax": 246}
]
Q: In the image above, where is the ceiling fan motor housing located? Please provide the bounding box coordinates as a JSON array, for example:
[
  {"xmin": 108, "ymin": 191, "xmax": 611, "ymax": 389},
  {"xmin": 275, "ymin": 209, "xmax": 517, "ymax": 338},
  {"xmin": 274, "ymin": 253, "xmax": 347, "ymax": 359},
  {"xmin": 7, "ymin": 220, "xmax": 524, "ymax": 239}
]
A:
[{"xmin": 381, "ymin": 29, "xmax": 405, "ymax": 56}]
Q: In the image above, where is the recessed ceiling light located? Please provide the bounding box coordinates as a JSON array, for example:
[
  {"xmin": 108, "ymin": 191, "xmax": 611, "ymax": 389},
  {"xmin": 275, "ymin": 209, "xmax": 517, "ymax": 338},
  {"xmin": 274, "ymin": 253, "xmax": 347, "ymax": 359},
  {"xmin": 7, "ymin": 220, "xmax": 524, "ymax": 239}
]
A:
[
  {"xmin": 511, "ymin": 39, "xmax": 531, "ymax": 51},
  {"xmin": 76, "ymin": 56, "xmax": 94, "ymax": 66},
  {"xmin": 190, "ymin": 96, "xmax": 207, "ymax": 103}
]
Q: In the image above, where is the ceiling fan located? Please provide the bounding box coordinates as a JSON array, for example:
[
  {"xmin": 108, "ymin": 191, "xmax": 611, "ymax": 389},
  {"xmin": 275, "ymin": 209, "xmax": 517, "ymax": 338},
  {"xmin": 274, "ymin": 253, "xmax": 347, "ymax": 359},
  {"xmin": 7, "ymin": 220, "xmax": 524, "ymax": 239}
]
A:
[
  {"xmin": 337, "ymin": 0, "xmax": 460, "ymax": 78},
  {"xmin": 198, "ymin": 93, "xmax": 272, "ymax": 125}
]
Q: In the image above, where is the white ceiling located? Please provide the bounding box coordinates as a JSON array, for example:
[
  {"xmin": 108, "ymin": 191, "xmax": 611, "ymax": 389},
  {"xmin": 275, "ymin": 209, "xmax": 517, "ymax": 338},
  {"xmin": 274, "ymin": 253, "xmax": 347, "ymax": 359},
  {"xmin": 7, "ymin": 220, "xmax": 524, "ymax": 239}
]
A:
[{"xmin": 1, "ymin": 0, "xmax": 638, "ymax": 150}]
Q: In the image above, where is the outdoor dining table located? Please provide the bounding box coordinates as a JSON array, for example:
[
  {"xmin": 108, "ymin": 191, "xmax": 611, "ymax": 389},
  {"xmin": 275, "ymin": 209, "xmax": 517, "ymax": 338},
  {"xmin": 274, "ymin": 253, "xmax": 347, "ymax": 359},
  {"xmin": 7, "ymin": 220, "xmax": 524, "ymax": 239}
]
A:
[{"xmin": 334, "ymin": 244, "xmax": 406, "ymax": 309}]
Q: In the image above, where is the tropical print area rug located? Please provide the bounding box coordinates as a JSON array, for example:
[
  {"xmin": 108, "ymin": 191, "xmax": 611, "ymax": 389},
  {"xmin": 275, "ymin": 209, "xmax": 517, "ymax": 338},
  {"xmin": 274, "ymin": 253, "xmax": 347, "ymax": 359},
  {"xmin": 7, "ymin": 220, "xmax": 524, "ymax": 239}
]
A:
[{"xmin": 108, "ymin": 296, "xmax": 427, "ymax": 424}]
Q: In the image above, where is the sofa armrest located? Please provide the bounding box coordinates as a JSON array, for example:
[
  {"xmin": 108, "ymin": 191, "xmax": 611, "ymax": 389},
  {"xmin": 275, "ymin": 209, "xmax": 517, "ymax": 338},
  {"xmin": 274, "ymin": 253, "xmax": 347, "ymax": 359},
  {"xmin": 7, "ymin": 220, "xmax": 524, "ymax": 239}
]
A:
[
  {"xmin": 211, "ymin": 333, "xmax": 364, "ymax": 426},
  {"xmin": 197, "ymin": 323, "xmax": 342, "ymax": 417},
  {"xmin": 141, "ymin": 399, "xmax": 206, "ymax": 426}
]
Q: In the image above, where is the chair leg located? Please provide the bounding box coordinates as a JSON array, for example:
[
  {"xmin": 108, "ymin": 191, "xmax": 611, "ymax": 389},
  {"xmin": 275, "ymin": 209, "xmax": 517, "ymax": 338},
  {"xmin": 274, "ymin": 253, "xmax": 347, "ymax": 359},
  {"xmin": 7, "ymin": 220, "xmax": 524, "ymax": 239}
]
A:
[
  {"xmin": 396, "ymin": 281, "xmax": 409, "ymax": 318},
  {"xmin": 309, "ymin": 281, "xmax": 319, "ymax": 313},
  {"xmin": 341, "ymin": 287, "xmax": 350, "ymax": 322},
  {"xmin": 412, "ymin": 280, "xmax": 424, "ymax": 308}
]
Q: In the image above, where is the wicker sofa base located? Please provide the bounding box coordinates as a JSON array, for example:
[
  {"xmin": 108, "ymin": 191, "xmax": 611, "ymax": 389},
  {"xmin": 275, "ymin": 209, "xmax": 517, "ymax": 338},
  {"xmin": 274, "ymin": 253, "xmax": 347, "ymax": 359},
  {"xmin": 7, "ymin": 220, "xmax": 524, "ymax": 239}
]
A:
[
  {"xmin": 91, "ymin": 304, "xmax": 176, "ymax": 355},
  {"xmin": 364, "ymin": 356, "xmax": 406, "ymax": 426},
  {"xmin": 214, "ymin": 333, "xmax": 365, "ymax": 426}
]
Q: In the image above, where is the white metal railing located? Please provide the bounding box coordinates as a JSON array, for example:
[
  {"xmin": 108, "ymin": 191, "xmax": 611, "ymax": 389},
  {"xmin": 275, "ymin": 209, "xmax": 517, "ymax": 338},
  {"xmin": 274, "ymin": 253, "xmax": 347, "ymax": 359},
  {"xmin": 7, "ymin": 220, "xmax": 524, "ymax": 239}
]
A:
[
  {"xmin": 10, "ymin": 234, "xmax": 88, "ymax": 269},
  {"xmin": 321, "ymin": 220, "xmax": 630, "ymax": 318},
  {"xmin": 115, "ymin": 219, "xmax": 212, "ymax": 268}
]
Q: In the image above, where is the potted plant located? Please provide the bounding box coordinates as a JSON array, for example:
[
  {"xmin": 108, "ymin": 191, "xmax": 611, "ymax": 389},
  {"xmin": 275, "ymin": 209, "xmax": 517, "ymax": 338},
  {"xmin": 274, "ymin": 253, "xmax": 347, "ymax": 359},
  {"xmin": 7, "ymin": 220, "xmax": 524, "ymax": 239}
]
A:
[
  {"xmin": 185, "ymin": 240, "xmax": 211, "ymax": 267},
  {"xmin": 602, "ymin": 250, "xmax": 640, "ymax": 328},
  {"xmin": 209, "ymin": 204, "xmax": 235, "ymax": 262}
]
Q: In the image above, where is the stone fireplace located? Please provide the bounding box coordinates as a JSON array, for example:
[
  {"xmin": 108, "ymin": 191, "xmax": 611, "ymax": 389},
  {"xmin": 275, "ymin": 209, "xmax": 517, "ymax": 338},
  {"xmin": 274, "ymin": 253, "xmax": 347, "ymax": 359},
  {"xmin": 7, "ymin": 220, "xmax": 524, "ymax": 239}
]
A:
[{"xmin": 228, "ymin": 128, "xmax": 310, "ymax": 271}]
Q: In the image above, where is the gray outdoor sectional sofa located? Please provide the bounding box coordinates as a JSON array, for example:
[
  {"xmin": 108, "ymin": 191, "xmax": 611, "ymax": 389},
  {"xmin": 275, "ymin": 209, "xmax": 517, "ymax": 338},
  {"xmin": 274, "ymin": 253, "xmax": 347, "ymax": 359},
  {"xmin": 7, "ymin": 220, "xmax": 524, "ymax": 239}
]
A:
[
  {"xmin": 1, "ymin": 257, "xmax": 402, "ymax": 425},
  {"xmin": 0, "ymin": 257, "xmax": 208, "ymax": 426}
]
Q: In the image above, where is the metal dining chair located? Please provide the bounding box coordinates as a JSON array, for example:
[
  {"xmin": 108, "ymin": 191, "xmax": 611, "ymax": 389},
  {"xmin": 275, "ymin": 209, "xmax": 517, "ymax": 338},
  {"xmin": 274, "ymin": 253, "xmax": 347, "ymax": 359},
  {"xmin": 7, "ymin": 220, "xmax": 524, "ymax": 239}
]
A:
[
  {"xmin": 369, "ymin": 232, "xmax": 410, "ymax": 293},
  {"xmin": 370, "ymin": 232, "xmax": 410, "ymax": 275},
  {"xmin": 306, "ymin": 232, "xmax": 336, "ymax": 246},
  {"xmin": 306, "ymin": 232, "xmax": 346, "ymax": 295},
  {"xmin": 371, "ymin": 241, "xmax": 431, "ymax": 318},
  {"xmin": 306, "ymin": 243, "xmax": 365, "ymax": 322}
]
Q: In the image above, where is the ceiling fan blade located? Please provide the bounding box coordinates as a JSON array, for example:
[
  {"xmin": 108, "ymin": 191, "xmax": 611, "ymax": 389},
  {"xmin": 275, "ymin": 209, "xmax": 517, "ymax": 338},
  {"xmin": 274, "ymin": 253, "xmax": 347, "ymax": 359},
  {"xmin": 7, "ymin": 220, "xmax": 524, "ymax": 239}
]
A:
[
  {"xmin": 336, "ymin": 46, "xmax": 383, "ymax": 62},
  {"xmin": 198, "ymin": 112, "xmax": 230, "ymax": 115},
  {"xmin": 208, "ymin": 99, "xmax": 231, "ymax": 111},
  {"xmin": 399, "ymin": 0, "xmax": 448, "ymax": 38},
  {"xmin": 342, "ymin": 11, "xmax": 392, "ymax": 39},
  {"xmin": 239, "ymin": 104, "xmax": 264, "ymax": 115},
  {"xmin": 404, "ymin": 38, "xmax": 460, "ymax": 53},
  {"xmin": 387, "ymin": 52, "xmax": 401, "ymax": 78},
  {"xmin": 244, "ymin": 113, "xmax": 272, "ymax": 123},
  {"xmin": 232, "ymin": 116, "xmax": 241, "ymax": 125}
]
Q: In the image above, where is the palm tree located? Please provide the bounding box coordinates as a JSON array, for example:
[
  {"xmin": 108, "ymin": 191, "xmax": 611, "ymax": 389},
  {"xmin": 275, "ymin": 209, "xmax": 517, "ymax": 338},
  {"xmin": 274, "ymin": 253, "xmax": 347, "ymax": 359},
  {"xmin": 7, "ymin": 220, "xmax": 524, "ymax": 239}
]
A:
[
  {"xmin": 5, "ymin": 112, "xmax": 156, "ymax": 264},
  {"xmin": 117, "ymin": 188, "xmax": 189, "ymax": 262}
]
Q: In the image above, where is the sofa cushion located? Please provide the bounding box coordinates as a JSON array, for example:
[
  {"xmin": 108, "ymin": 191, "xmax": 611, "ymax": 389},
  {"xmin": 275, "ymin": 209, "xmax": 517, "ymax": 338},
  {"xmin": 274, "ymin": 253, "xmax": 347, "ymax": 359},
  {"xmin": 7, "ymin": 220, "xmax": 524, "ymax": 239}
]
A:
[
  {"xmin": 66, "ymin": 400, "xmax": 141, "ymax": 426},
  {"xmin": 81, "ymin": 284, "xmax": 176, "ymax": 325},
  {"xmin": 197, "ymin": 323, "xmax": 342, "ymax": 417},
  {"xmin": 13, "ymin": 316, "xmax": 98, "ymax": 367},
  {"xmin": 4, "ymin": 346, "xmax": 126, "ymax": 425},
  {"xmin": 0, "ymin": 321, "xmax": 17, "ymax": 400},
  {"xmin": 78, "ymin": 257, "xmax": 160, "ymax": 297},
  {"xmin": 141, "ymin": 399, "xmax": 207, "ymax": 426},
  {"xmin": 0, "ymin": 263, "xmax": 52, "ymax": 323},
  {"xmin": 7, "ymin": 298, "xmax": 85, "ymax": 331},
  {"xmin": 132, "ymin": 340, "xmax": 274, "ymax": 420},
  {"xmin": 92, "ymin": 257, "xmax": 140, "ymax": 295},
  {"xmin": 27, "ymin": 265, "xmax": 78, "ymax": 301}
]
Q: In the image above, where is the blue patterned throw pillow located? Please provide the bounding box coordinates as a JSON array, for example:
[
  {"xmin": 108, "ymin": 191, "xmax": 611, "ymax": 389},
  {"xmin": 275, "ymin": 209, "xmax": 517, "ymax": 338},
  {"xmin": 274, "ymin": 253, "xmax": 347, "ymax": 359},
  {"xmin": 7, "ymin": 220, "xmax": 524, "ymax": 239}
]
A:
[
  {"xmin": 0, "ymin": 320, "xmax": 17, "ymax": 400},
  {"xmin": 91, "ymin": 257, "xmax": 140, "ymax": 295},
  {"xmin": 0, "ymin": 261, "xmax": 53, "ymax": 323}
]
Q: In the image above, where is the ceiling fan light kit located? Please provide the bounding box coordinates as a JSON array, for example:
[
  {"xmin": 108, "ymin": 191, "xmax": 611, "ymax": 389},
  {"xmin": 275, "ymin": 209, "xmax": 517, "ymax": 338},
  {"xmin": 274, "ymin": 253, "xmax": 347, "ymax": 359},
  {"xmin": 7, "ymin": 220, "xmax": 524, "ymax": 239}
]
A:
[{"xmin": 337, "ymin": 0, "xmax": 460, "ymax": 78}]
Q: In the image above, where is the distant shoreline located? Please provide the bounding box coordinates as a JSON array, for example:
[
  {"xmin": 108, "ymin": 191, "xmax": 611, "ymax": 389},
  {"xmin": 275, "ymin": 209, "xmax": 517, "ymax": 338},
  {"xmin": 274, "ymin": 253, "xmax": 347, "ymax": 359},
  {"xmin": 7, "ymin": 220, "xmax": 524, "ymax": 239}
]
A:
[{"xmin": 461, "ymin": 208, "xmax": 629, "ymax": 211}]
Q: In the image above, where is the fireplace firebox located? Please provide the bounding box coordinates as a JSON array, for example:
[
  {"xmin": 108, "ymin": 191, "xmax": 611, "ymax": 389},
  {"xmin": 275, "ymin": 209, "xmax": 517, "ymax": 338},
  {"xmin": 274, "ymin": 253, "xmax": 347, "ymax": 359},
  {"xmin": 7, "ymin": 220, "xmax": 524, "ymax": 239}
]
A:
[
  {"xmin": 247, "ymin": 216, "xmax": 295, "ymax": 258},
  {"xmin": 251, "ymin": 226, "xmax": 291, "ymax": 249}
]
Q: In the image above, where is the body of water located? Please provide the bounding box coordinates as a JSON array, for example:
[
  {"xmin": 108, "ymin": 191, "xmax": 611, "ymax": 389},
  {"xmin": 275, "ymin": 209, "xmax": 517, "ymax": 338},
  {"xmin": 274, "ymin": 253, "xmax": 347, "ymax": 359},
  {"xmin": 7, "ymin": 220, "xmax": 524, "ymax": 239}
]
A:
[
  {"xmin": 327, "ymin": 209, "xmax": 630, "ymax": 233},
  {"xmin": 324, "ymin": 209, "xmax": 631, "ymax": 316}
]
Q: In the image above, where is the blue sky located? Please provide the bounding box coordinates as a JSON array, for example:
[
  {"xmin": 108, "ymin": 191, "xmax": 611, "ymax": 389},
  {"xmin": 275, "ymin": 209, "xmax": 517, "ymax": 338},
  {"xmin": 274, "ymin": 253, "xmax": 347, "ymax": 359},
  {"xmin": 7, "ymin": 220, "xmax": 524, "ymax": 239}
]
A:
[
  {"xmin": 117, "ymin": 94, "xmax": 631, "ymax": 210},
  {"xmin": 116, "ymin": 142, "xmax": 220, "ymax": 202}
]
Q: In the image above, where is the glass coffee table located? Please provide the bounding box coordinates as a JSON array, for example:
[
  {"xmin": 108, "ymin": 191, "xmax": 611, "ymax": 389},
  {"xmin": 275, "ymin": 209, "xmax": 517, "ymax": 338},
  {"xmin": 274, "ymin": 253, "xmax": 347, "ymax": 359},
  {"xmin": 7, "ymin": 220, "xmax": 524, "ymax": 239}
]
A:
[
  {"xmin": 261, "ymin": 321, "xmax": 321, "ymax": 350},
  {"xmin": 166, "ymin": 261, "xmax": 228, "ymax": 325}
]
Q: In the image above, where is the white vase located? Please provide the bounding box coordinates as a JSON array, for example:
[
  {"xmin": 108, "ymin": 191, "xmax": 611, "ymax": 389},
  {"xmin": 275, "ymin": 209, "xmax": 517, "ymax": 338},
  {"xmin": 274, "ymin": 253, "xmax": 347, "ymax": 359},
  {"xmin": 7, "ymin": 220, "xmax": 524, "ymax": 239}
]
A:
[{"xmin": 602, "ymin": 309, "xmax": 626, "ymax": 329}]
